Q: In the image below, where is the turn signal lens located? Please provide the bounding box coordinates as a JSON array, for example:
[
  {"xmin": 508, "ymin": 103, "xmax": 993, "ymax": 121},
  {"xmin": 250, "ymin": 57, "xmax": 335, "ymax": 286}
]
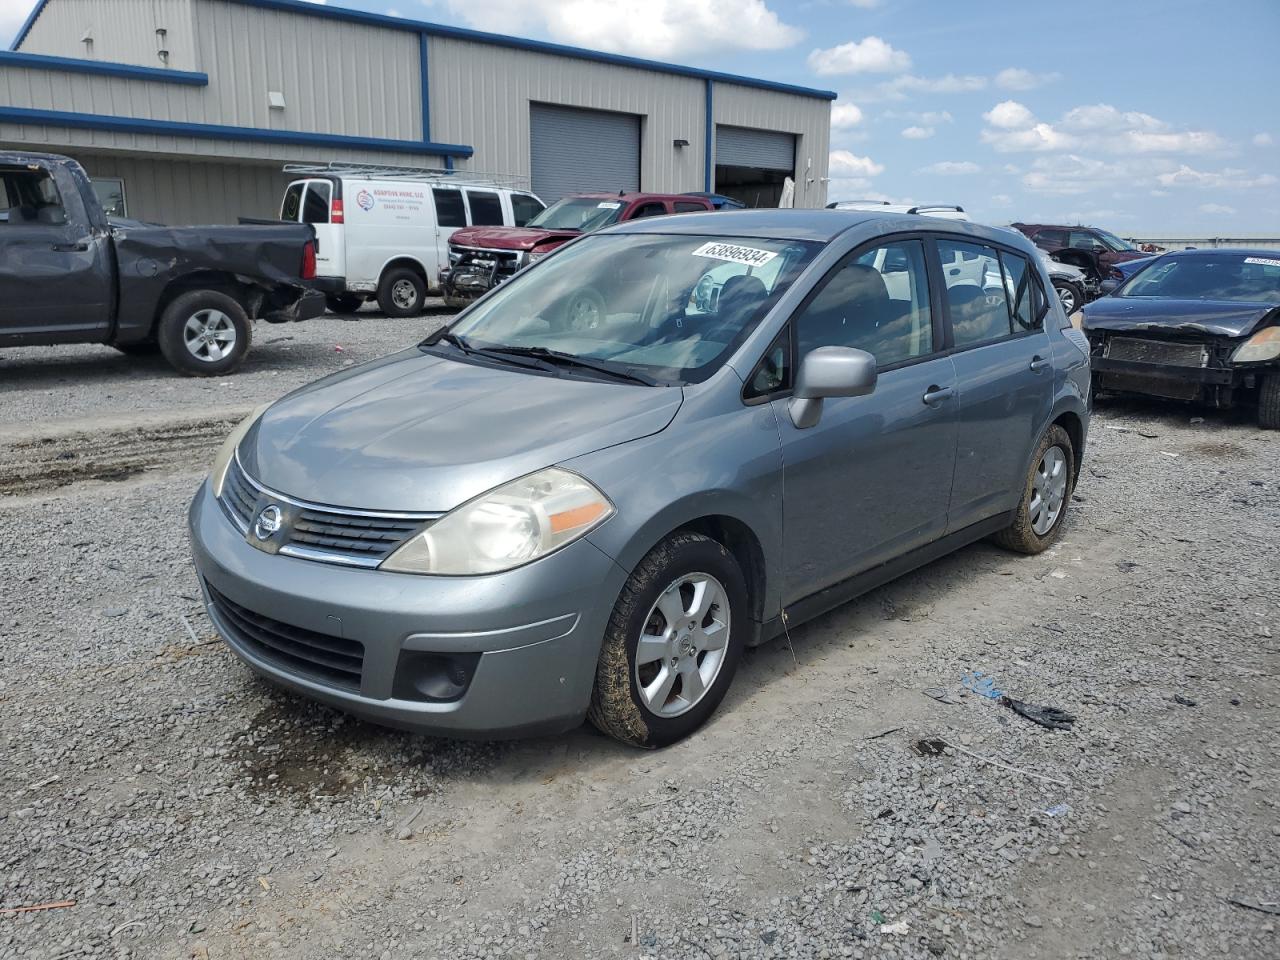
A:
[
  {"xmin": 382, "ymin": 467, "xmax": 613, "ymax": 575},
  {"xmin": 1232, "ymin": 326, "xmax": 1280, "ymax": 364}
]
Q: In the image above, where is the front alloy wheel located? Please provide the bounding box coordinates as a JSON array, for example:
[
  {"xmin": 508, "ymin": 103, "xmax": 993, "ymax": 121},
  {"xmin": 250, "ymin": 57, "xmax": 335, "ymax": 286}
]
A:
[{"xmin": 634, "ymin": 573, "xmax": 732, "ymax": 718}]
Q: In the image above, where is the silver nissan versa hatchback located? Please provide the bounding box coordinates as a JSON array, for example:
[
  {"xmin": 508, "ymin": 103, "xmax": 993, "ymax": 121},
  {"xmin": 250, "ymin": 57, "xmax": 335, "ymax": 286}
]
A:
[{"xmin": 190, "ymin": 210, "xmax": 1090, "ymax": 748}]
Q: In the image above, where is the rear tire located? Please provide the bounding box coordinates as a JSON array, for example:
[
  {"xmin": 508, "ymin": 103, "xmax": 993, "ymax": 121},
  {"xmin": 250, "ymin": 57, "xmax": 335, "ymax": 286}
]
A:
[
  {"xmin": 992, "ymin": 424, "xmax": 1075, "ymax": 555},
  {"xmin": 1259, "ymin": 372, "xmax": 1280, "ymax": 429},
  {"xmin": 377, "ymin": 267, "xmax": 426, "ymax": 318},
  {"xmin": 156, "ymin": 290, "xmax": 251, "ymax": 377},
  {"xmin": 325, "ymin": 293, "xmax": 364, "ymax": 314},
  {"xmin": 1053, "ymin": 280, "xmax": 1083, "ymax": 315},
  {"xmin": 588, "ymin": 532, "xmax": 748, "ymax": 749}
]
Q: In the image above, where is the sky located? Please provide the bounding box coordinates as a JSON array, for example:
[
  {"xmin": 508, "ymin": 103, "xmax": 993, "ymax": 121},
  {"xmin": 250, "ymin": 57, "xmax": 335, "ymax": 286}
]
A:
[{"xmin": 2, "ymin": 0, "xmax": 1277, "ymax": 235}]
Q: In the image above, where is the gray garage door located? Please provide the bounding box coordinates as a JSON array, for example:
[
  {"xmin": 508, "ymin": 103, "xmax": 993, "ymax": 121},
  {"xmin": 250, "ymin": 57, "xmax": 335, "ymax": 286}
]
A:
[
  {"xmin": 530, "ymin": 103, "xmax": 640, "ymax": 203},
  {"xmin": 715, "ymin": 125, "xmax": 796, "ymax": 171}
]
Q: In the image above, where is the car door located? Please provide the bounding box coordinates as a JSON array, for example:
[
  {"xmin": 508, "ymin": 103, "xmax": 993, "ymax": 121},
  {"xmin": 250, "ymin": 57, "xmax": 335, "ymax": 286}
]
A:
[
  {"xmin": 300, "ymin": 179, "xmax": 343, "ymax": 280},
  {"xmin": 768, "ymin": 237, "xmax": 959, "ymax": 600},
  {"xmin": 431, "ymin": 186, "xmax": 469, "ymax": 277},
  {"xmin": 509, "ymin": 192, "xmax": 545, "ymax": 227},
  {"xmin": 0, "ymin": 161, "xmax": 112, "ymax": 340},
  {"xmin": 939, "ymin": 239, "xmax": 1054, "ymax": 531}
]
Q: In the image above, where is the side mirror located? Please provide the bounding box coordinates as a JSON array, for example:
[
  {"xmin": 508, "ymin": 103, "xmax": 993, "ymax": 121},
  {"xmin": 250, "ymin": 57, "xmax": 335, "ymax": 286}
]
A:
[{"xmin": 788, "ymin": 346, "xmax": 877, "ymax": 429}]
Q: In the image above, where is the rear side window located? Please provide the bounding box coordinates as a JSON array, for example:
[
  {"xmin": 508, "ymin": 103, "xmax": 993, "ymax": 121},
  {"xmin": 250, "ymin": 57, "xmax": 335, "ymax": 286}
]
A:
[
  {"xmin": 938, "ymin": 240, "xmax": 1013, "ymax": 348},
  {"xmin": 1036, "ymin": 229, "xmax": 1067, "ymax": 247},
  {"xmin": 1068, "ymin": 230, "xmax": 1099, "ymax": 250},
  {"xmin": 998, "ymin": 251, "xmax": 1042, "ymax": 332},
  {"xmin": 433, "ymin": 188, "xmax": 467, "ymax": 227},
  {"xmin": 281, "ymin": 182, "xmax": 304, "ymax": 221},
  {"xmin": 511, "ymin": 193, "xmax": 543, "ymax": 226},
  {"xmin": 629, "ymin": 202, "xmax": 668, "ymax": 220},
  {"xmin": 0, "ymin": 166, "xmax": 66, "ymax": 226},
  {"xmin": 674, "ymin": 201, "xmax": 707, "ymax": 213},
  {"xmin": 466, "ymin": 190, "xmax": 503, "ymax": 226},
  {"xmin": 302, "ymin": 182, "xmax": 331, "ymax": 224}
]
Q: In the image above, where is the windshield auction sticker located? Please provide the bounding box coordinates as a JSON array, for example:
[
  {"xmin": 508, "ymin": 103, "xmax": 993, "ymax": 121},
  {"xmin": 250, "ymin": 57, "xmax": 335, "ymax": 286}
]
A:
[
  {"xmin": 692, "ymin": 241, "xmax": 779, "ymax": 267},
  {"xmin": 1243, "ymin": 257, "xmax": 1280, "ymax": 268}
]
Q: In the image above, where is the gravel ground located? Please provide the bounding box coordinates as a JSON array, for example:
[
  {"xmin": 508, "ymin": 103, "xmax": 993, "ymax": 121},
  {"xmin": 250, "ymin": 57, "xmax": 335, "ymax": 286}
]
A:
[{"xmin": 1, "ymin": 312, "xmax": 1277, "ymax": 960}]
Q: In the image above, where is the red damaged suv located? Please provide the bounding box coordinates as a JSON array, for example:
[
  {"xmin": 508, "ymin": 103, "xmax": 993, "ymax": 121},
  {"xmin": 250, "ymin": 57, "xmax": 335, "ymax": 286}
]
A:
[{"xmin": 441, "ymin": 192, "xmax": 714, "ymax": 306}]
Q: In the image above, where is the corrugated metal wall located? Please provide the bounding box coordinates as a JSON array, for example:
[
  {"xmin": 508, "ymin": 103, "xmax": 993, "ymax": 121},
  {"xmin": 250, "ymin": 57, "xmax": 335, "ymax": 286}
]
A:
[
  {"xmin": 713, "ymin": 85, "xmax": 830, "ymax": 208},
  {"xmin": 19, "ymin": 0, "xmax": 199, "ymax": 71},
  {"xmin": 429, "ymin": 36, "xmax": 706, "ymax": 195}
]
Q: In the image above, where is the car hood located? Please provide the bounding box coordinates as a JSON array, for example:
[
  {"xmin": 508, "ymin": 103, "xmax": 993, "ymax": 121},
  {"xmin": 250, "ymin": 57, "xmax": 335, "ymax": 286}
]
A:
[
  {"xmin": 449, "ymin": 225, "xmax": 579, "ymax": 251},
  {"xmin": 1083, "ymin": 298, "xmax": 1280, "ymax": 337},
  {"xmin": 239, "ymin": 349, "xmax": 683, "ymax": 512}
]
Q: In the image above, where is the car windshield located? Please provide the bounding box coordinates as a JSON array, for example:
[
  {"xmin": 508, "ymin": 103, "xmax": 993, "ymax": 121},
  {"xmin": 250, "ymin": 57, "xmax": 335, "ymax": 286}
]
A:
[
  {"xmin": 1119, "ymin": 254, "xmax": 1280, "ymax": 303},
  {"xmin": 1096, "ymin": 229, "xmax": 1137, "ymax": 253},
  {"xmin": 525, "ymin": 197, "xmax": 626, "ymax": 232},
  {"xmin": 427, "ymin": 233, "xmax": 822, "ymax": 384}
]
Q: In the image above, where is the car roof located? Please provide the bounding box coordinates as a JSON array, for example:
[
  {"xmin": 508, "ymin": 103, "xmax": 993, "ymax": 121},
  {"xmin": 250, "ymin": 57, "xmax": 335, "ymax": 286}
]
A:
[
  {"xmin": 567, "ymin": 192, "xmax": 711, "ymax": 203},
  {"xmin": 1148, "ymin": 247, "xmax": 1280, "ymax": 258},
  {"xmin": 607, "ymin": 209, "xmax": 1043, "ymax": 249},
  {"xmin": 1013, "ymin": 222, "xmax": 1104, "ymax": 232}
]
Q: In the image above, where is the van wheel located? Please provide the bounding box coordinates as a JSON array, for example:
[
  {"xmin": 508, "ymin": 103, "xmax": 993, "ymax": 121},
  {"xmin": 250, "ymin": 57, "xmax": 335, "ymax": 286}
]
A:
[
  {"xmin": 377, "ymin": 267, "xmax": 426, "ymax": 317},
  {"xmin": 589, "ymin": 532, "xmax": 747, "ymax": 749},
  {"xmin": 325, "ymin": 293, "xmax": 364, "ymax": 314},
  {"xmin": 991, "ymin": 424, "xmax": 1074, "ymax": 554},
  {"xmin": 156, "ymin": 290, "xmax": 251, "ymax": 377},
  {"xmin": 1259, "ymin": 372, "xmax": 1280, "ymax": 429}
]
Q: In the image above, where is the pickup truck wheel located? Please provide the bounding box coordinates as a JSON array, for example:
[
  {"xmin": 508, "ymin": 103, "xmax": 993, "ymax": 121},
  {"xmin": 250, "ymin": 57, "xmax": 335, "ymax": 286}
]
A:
[
  {"xmin": 991, "ymin": 424, "xmax": 1074, "ymax": 555},
  {"xmin": 157, "ymin": 290, "xmax": 251, "ymax": 377},
  {"xmin": 588, "ymin": 532, "xmax": 747, "ymax": 749},
  {"xmin": 325, "ymin": 293, "xmax": 364, "ymax": 314},
  {"xmin": 377, "ymin": 268, "xmax": 426, "ymax": 317},
  {"xmin": 1053, "ymin": 279, "xmax": 1083, "ymax": 314},
  {"xmin": 1258, "ymin": 371, "xmax": 1280, "ymax": 429}
]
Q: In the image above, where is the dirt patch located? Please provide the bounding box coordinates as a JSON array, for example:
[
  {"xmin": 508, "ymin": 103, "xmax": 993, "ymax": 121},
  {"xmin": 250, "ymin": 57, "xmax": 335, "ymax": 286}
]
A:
[
  {"xmin": 1188, "ymin": 439, "xmax": 1250, "ymax": 459},
  {"xmin": 0, "ymin": 416, "xmax": 240, "ymax": 496}
]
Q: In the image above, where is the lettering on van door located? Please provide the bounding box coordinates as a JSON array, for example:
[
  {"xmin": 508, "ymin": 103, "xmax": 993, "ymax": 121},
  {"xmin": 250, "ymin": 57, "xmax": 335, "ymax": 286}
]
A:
[{"xmin": 369, "ymin": 188, "xmax": 426, "ymax": 220}]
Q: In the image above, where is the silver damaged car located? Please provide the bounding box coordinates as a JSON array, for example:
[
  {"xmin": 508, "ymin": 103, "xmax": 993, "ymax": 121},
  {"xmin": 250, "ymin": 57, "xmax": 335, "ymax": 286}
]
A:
[{"xmin": 190, "ymin": 210, "xmax": 1091, "ymax": 748}]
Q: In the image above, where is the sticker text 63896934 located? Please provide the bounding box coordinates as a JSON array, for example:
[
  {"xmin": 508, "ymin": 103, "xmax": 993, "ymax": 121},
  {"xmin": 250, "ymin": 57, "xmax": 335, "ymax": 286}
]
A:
[{"xmin": 691, "ymin": 241, "xmax": 779, "ymax": 268}]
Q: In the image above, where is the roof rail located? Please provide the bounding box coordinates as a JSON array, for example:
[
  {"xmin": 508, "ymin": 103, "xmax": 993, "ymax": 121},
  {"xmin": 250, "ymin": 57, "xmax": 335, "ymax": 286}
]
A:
[
  {"xmin": 906, "ymin": 204, "xmax": 965, "ymax": 214},
  {"xmin": 282, "ymin": 161, "xmax": 531, "ymax": 190}
]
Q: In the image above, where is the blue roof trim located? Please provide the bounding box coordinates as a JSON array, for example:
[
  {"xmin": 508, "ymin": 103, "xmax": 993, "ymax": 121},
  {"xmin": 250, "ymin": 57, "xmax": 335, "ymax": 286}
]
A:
[
  {"xmin": 0, "ymin": 107, "xmax": 475, "ymax": 157},
  {"xmin": 8, "ymin": 0, "xmax": 49, "ymax": 51},
  {"xmin": 231, "ymin": 0, "xmax": 838, "ymax": 101},
  {"xmin": 0, "ymin": 50, "xmax": 209, "ymax": 84}
]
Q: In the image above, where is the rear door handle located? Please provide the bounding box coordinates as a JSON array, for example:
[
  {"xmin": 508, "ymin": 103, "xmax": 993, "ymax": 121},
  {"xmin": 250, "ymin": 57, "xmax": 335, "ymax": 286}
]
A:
[
  {"xmin": 52, "ymin": 242, "xmax": 90, "ymax": 252},
  {"xmin": 1030, "ymin": 355, "xmax": 1050, "ymax": 372},
  {"xmin": 922, "ymin": 385, "xmax": 955, "ymax": 406}
]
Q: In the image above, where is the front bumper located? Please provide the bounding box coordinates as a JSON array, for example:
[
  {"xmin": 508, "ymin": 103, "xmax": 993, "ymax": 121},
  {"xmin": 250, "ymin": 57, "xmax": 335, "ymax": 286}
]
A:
[
  {"xmin": 1087, "ymin": 332, "xmax": 1265, "ymax": 405},
  {"xmin": 188, "ymin": 480, "xmax": 629, "ymax": 738}
]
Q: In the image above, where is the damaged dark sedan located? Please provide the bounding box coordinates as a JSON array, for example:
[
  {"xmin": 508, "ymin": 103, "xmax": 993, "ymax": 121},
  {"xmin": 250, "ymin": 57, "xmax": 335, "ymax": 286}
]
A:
[{"xmin": 1077, "ymin": 249, "xmax": 1280, "ymax": 427}]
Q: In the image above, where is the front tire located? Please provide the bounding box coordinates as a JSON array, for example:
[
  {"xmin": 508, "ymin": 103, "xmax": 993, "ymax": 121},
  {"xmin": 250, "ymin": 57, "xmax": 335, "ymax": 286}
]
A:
[
  {"xmin": 992, "ymin": 424, "xmax": 1075, "ymax": 554},
  {"xmin": 156, "ymin": 290, "xmax": 251, "ymax": 377},
  {"xmin": 377, "ymin": 267, "xmax": 426, "ymax": 318},
  {"xmin": 1259, "ymin": 372, "xmax": 1280, "ymax": 429},
  {"xmin": 1053, "ymin": 279, "xmax": 1083, "ymax": 315},
  {"xmin": 589, "ymin": 532, "xmax": 748, "ymax": 748}
]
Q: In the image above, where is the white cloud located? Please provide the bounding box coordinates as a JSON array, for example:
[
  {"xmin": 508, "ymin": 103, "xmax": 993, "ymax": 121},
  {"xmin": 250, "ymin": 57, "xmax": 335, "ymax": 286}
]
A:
[
  {"xmin": 1254, "ymin": 132, "xmax": 1273, "ymax": 146},
  {"xmin": 1155, "ymin": 165, "xmax": 1278, "ymax": 189},
  {"xmin": 920, "ymin": 160, "xmax": 981, "ymax": 175},
  {"xmin": 995, "ymin": 67, "xmax": 1060, "ymax": 90},
  {"xmin": 982, "ymin": 101, "xmax": 1224, "ymax": 155},
  {"xmin": 847, "ymin": 0, "xmax": 883, "ymax": 7},
  {"xmin": 831, "ymin": 102, "xmax": 865, "ymax": 129},
  {"xmin": 808, "ymin": 36, "xmax": 910, "ymax": 75},
  {"xmin": 989, "ymin": 194, "xmax": 1013, "ymax": 206},
  {"xmin": 901, "ymin": 125, "xmax": 934, "ymax": 139},
  {"xmin": 442, "ymin": 0, "xmax": 802, "ymax": 58},
  {"xmin": 1199, "ymin": 203, "xmax": 1237, "ymax": 215},
  {"xmin": 829, "ymin": 150, "xmax": 885, "ymax": 178},
  {"xmin": 1150, "ymin": 189, "xmax": 1170, "ymax": 197},
  {"xmin": 1020, "ymin": 154, "xmax": 1132, "ymax": 195},
  {"xmin": 847, "ymin": 73, "xmax": 984, "ymax": 102}
]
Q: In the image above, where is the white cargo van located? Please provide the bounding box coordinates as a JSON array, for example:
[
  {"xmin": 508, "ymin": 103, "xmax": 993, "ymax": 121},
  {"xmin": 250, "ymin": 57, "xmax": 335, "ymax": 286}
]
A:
[{"xmin": 279, "ymin": 165, "xmax": 545, "ymax": 316}]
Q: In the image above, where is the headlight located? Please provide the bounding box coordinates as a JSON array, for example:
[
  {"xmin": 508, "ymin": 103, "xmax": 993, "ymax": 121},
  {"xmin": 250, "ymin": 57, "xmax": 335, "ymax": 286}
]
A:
[
  {"xmin": 382, "ymin": 467, "xmax": 613, "ymax": 575},
  {"xmin": 210, "ymin": 405, "xmax": 268, "ymax": 498},
  {"xmin": 525, "ymin": 247, "xmax": 553, "ymax": 266},
  {"xmin": 1231, "ymin": 326, "xmax": 1280, "ymax": 364},
  {"xmin": 1068, "ymin": 310, "xmax": 1085, "ymax": 330}
]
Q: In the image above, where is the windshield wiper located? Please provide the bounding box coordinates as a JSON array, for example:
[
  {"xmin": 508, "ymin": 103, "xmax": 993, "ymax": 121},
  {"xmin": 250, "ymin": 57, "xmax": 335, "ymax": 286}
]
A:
[
  {"xmin": 480, "ymin": 345, "xmax": 660, "ymax": 386},
  {"xmin": 428, "ymin": 332, "xmax": 556, "ymax": 372}
]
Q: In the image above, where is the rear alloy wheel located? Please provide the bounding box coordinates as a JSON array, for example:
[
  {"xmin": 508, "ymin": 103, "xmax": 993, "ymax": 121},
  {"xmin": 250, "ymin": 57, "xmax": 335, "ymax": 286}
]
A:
[
  {"xmin": 589, "ymin": 532, "xmax": 747, "ymax": 748},
  {"xmin": 1053, "ymin": 279, "xmax": 1083, "ymax": 314},
  {"xmin": 377, "ymin": 267, "xmax": 426, "ymax": 318},
  {"xmin": 1259, "ymin": 371, "xmax": 1280, "ymax": 429},
  {"xmin": 156, "ymin": 290, "xmax": 251, "ymax": 377},
  {"xmin": 992, "ymin": 424, "xmax": 1075, "ymax": 554}
]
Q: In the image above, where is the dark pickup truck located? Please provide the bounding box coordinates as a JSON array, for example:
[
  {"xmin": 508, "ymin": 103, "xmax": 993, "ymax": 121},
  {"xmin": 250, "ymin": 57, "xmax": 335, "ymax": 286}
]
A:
[{"xmin": 0, "ymin": 152, "xmax": 325, "ymax": 375}]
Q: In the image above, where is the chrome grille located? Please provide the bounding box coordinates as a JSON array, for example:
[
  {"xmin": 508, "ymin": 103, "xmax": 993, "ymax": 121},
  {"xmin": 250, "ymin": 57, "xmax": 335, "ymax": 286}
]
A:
[
  {"xmin": 207, "ymin": 583, "xmax": 364, "ymax": 690},
  {"xmin": 1104, "ymin": 336, "xmax": 1207, "ymax": 368},
  {"xmin": 217, "ymin": 455, "xmax": 437, "ymax": 568}
]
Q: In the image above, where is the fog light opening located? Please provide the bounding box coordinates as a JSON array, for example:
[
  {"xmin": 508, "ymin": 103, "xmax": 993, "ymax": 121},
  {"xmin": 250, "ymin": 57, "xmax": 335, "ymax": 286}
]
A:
[{"xmin": 393, "ymin": 651, "xmax": 481, "ymax": 703}]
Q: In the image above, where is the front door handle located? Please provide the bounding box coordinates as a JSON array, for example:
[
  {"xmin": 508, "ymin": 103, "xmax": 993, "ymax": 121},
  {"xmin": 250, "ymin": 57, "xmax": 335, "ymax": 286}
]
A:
[
  {"xmin": 922, "ymin": 384, "xmax": 955, "ymax": 406},
  {"xmin": 52, "ymin": 241, "xmax": 90, "ymax": 252},
  {"xmin": 1030, "ymin": 354, "xmax": 1050, "ymax": 372}
]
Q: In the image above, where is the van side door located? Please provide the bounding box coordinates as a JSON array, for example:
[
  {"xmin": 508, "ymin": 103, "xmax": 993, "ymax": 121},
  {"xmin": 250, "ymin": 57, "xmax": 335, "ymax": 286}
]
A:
[
  {"xmin": 300, "ymin": 179, "xmax": 344, "ymax": 281},
  {"xmin": 0, "ymin": 160, "xmax": 113, "ymax": 342},
  {"xmin": 431, "ymin": 186, "xmax": 468, "ymax": 280},
  {"xmin": 939, "ymin": 239, "xmax": 1054, "ymax": 531}
]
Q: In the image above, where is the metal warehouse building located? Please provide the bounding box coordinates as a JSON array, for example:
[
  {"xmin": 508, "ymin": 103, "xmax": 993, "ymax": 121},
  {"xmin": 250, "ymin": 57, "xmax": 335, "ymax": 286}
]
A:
[{"xmin": 0, "ymin": 0, "xmax": 834, "ymax": 225}]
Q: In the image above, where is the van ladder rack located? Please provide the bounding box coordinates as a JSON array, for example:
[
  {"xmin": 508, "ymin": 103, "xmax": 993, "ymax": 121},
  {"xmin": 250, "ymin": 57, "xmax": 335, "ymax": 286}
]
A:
[{"xmin": 282, "ymin": 161, "xmax": 530, "ymax": 190}]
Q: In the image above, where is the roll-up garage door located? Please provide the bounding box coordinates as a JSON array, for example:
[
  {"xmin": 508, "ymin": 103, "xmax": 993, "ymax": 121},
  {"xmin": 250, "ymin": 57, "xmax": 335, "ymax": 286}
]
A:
[
  {"xmin": 715, "ymin": 125, "xmax": 796, "ymax": 171},
  {"xmin": 530, "ymin": 104, "xmax": 641, "ymax": 203}
]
